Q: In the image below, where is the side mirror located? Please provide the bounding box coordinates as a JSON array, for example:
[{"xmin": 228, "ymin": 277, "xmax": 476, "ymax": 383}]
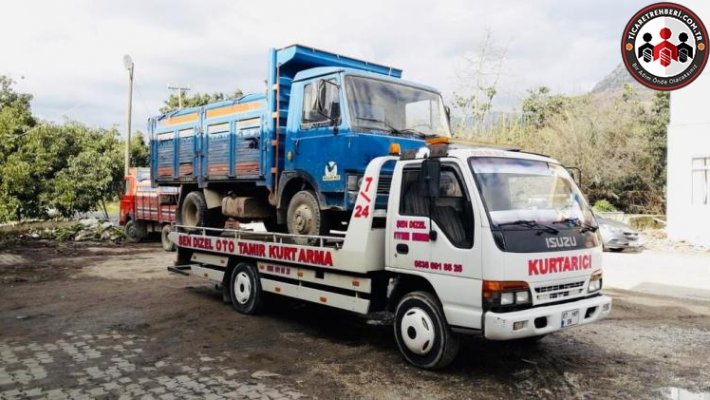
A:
[
  {"xmin": 444, "ymin": 105, "xmax": 451, "ymax": 125},
  {"xmin": 419, "ymin": 158, "xmax": 441, "ymax": 199},
  {"xmin": 316, "ymin": 80, "xmax": 340, "ymax": 128},
  {"xmin": 565, "ymin": 166, "xmax": 582, "ymax": 188}
]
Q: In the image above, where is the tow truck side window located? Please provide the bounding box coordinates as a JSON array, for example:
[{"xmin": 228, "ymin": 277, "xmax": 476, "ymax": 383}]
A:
[{"xmin": 400, "ymin": 163, "xmax": 473, "ymax": 248}]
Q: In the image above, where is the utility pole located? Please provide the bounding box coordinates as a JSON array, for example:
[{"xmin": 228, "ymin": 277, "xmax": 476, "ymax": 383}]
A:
[
  {"xmin": 123, "ymin": 55, "xmax": 134, "ymax": 178},
  {"xmin": 168, "ymin": 85, "xmax": 191, "ymax": 109}
]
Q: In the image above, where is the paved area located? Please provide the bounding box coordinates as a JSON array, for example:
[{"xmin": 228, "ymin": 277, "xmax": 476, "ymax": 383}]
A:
[
  {"xmin": 603, "ymin": 250, "xmax": 710, "ymax": 301},
  {"xmin": 0, "ymin": 331, "xmax": 303, "ymax": 400}
]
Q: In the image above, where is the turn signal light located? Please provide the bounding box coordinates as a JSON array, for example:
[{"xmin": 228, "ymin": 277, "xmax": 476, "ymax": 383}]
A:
[{"xmin": 426, "ymin": 136, "xmax": 449, "ymax": 145}]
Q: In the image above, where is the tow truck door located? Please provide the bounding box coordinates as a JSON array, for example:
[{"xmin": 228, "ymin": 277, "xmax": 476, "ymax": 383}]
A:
[
  {"xmin": 387, "ymin": 160, "xmax": 432, "ymax": 271},
  {"xmin": 387, "ymin": 157, "xmax": 484, "ymax": 329}
]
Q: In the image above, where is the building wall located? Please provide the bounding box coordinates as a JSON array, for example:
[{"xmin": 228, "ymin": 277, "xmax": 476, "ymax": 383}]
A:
[{"xmin": 666, "ymin": 1, "xmax": 710, "ymax": 246}]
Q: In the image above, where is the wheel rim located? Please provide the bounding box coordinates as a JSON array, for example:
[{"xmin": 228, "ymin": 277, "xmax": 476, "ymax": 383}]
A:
[
  {"xmin": 234, "ymin": 272, "xmax": 252, "ymax": 305},
  {"xmin": 293, "ymin": 204, "xmax": 314, "ymax": 234},
  {"xmin": 127, "ymin": 224, "xmax": 136, "ymax": 239},
  {"xmin": 400, "ymin": 307, "xmax": 436, "ymax": 355}
]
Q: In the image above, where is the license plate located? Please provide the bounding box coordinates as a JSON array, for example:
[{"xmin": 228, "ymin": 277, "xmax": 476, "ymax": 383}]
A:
[{"xmin": 561, "ymin": 309, "xmax": 580, "ymax": 328}]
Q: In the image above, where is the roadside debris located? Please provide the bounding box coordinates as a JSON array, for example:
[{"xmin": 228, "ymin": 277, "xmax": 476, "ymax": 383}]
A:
[{"xmin": 1, "ymin": 219, "xmax": 125, "ymax": 244}]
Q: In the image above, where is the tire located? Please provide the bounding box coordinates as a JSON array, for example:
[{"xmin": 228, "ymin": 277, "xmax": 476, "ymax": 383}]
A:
[
  {"xmin": 161, "ymin": 224, "xmax": 175, "ymax": 252},
  {"xmin": 287, "ymin": 190, "xmax": 327, "ymax": 244},
  {"xmin": 179, "ymin": 191, "xmax": 208, "ymax": 230},
  {"xmin": 124, "ymin": 220, "xmax": 147, "ymax": 243},
  {"xmin": 229, "ymin": 262, "xmax": 264, "ymax": 315},
  {"xmin": 394, "ymin": 291, "xmax": 459, "ymax": 370}
]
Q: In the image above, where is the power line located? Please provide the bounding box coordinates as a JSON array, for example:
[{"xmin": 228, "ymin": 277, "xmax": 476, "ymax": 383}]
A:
[{"xmin": 167, "ymin": 85, "xmax": 191, "ymax": 110}]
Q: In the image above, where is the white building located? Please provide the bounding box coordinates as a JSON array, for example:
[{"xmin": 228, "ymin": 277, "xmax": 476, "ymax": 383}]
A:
[{"xmin": 666, "ymin": 0, "xmax": 710, "ymax": 246}]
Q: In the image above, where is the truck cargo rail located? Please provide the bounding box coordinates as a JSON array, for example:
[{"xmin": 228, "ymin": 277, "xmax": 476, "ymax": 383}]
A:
[{"xmin": 174, "ymin": 225, "xmax": 346, "ymax": 249}]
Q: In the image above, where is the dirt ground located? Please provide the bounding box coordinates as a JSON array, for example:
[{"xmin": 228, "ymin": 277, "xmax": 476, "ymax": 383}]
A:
[{"xmin": 1, "ymin": 240, "xmax": 710, "ymax": 400}]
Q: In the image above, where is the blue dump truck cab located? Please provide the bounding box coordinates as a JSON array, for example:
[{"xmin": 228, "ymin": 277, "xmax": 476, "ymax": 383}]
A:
[{"xmin": 150, "ymin": 44, "xmax": 452, "ymax": 235}]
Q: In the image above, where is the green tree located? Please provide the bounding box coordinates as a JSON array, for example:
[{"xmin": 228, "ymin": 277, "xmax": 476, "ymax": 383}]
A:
[
  {"xmin": 0, "ymin": 75, "xmax": 35, "ymax": 165},
  {"xmin": 159, "ymin": 89, "xmax": 244, "ymax": 113},
  {"xmin": 129, "ymin": 133, "xmax": 150, "ymax": 167},
  {"xmin": 0, "ymin": 120, "xmax": 127, "ymax": 221},
  {"xmin": 521, "ymin": 86, "xmax": 569, "ymax": 129}
]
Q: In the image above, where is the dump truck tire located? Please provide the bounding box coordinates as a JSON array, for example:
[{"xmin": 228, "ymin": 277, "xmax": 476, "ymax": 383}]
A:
[{"xmin": 286, "ymin": 190, "xmax": 327, "ymax": 244}]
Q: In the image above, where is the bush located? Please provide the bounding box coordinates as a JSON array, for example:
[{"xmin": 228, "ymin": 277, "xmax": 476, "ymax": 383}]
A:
[{"xmin": 593, "ymin": 199, "xmax": 617, "ymax": 212}]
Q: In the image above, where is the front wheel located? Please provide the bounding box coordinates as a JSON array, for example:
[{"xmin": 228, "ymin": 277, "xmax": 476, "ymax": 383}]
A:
[
  {"xmin": 229, "ymin": 262, "xmax": 264, "ymax": 315},
  {"xmin": 287, "ymin": 190, "xmax": 327, "ymax": 244},
  {"xmin": 394, "ymin": 291, "xmax": 459, "ymax": 369}
]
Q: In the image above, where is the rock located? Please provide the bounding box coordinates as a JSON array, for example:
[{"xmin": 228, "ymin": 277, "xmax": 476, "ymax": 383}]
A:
[
  {"xmin": 74, "ymin": 231, "xmax": 94, "ymax": 242},
  {"xmin": 100, "ymin": 221, "xmax": 113, "ymax": 229},
  {"xmin": 251, "ymin": 370, "xmax": 281, "ymax": 379},
  {"xmin": 100, "ymin": 231, "xmax": 112, "ymax": 241},
  {"xmin": 79, "ymin": 217, "xmax": 99, "ymax": 227}
]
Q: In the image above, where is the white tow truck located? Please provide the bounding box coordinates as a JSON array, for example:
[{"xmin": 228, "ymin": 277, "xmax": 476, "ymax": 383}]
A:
[{"xmin": 168, "ymin": 139, "xmax": 612, "ymax": 369}]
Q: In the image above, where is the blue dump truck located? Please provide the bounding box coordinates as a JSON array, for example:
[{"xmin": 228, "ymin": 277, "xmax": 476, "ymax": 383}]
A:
[{"xmin": 150, "ymin": 44, "xmax": 452, "ymax": 235}]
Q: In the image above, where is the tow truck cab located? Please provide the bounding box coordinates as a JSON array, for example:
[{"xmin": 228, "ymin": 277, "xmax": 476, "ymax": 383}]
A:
[{"xmin": 383, "ymin": 142, "xmax": 611, "ymax": 341}]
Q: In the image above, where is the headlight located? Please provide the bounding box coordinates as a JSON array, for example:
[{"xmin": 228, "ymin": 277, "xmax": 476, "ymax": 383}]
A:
[
  {"xmin": 346, "ymin": 175, "xmax": 363, "ymax": 191},
  {"xmin": 604, "ymin": 225, "xmax": 622, "ymax": 234},
  {"xmin": 501, "ymin": 292, "xmax": 514, "ymax": 305},
  {"xmin": 588, "ymin": 270, "xmax": 603, "ymax": 292},
  {"xmin": 515, "ymin": 291, "xmax": 530, "ymax": 304},
  {"xmin": 483, "ymin": 280, "xmax": 532, "ymax": 309}
]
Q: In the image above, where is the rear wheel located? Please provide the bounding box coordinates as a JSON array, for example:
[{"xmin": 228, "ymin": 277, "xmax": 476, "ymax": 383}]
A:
[
  {"xmin": 394, "ymin": 291, "xmax": 459, "ymax": 370},
  {"xmin": 124, "ymin": 220, "xmax": 147, "ymax": 243},
  {"xmin": 229, "ymin": 262, "xmax": 263, "ymax": 315},
  {"xmin": 161, "ymin": 224, "xmax": 175, "ymax": 252},
  {"xmin": 179, "ymin": 191, "xmax": 207, "ymax": 230}
]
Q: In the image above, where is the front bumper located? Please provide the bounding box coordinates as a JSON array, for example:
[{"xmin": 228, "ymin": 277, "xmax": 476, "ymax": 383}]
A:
[{"xmin": 484, "ymin": 295, "xmax": 612, "ymax": 340}]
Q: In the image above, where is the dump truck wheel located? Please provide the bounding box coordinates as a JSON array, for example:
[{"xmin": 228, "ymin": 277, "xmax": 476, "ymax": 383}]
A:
[
  {"xmin": 161, "ymin": 224, "xmax": 175, "ymax": 252},
  {"xmin": 125, "ymin": 220, "xmax": 147, "ymax": 243},
  {"xmin": 287, "ymin": 190, "xmax": 326, "ymax": 244},
  {"xmin": 180, "ymin": 191, "xmax": 207, "ymax": 230},
  {"xmin": 394, "ymin": 291, "xmax": 459, "ymax": 370},
  {"xmin": 229, "ymin": 262, "xmax": 263, "ymax": 315}
]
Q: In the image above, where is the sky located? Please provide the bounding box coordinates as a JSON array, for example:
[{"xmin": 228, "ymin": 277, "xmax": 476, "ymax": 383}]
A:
[{"xmin": 1, "ymin": 0, "xmax": 679, "ymax": 136}]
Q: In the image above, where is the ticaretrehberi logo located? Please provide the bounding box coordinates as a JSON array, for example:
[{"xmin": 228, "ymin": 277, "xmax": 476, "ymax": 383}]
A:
[{"xmin": 622, "ymin": 2, "xmax": 708, "ymax": 90}]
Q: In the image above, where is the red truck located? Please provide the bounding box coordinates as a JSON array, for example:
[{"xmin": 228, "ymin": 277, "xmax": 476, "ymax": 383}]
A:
[{"xmin": 119, "ymin": 168, "xmax": 179, "ymax": 251}]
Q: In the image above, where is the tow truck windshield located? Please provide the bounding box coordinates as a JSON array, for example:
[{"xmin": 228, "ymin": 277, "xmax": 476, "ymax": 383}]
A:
[
  {"xmin": 470, "ymin": 157, "xmax": 595, "ymax": 230},
  {"xmin": 345, "ymin": 75, "xmax": 451, "ymax": 138}
]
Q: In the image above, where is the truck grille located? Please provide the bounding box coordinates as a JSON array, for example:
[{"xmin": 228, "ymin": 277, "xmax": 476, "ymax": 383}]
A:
[{"xmin": 534, "ymin": 281, "xmax": 585, "ymax": 303}]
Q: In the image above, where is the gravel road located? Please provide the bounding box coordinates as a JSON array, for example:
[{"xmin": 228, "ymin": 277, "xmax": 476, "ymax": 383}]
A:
[{"xmin": 1, "ymin": 240, "xmax": 709, "ymax": 399}]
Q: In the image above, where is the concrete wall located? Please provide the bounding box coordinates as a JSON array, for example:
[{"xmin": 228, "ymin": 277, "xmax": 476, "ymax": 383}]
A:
[{"xmin": 666, "ymin": 1, "xmax": 710, "ymax": 246}]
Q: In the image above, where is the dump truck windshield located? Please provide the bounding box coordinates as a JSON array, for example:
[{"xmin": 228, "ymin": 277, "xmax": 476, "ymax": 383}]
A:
[
  {"xmin": 345, "ymin": 76, "xmax": 451, "ymax": 137},
  {"xmin": 470, "ymin": 157, "xmax": 595, "ymax": 229}
]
